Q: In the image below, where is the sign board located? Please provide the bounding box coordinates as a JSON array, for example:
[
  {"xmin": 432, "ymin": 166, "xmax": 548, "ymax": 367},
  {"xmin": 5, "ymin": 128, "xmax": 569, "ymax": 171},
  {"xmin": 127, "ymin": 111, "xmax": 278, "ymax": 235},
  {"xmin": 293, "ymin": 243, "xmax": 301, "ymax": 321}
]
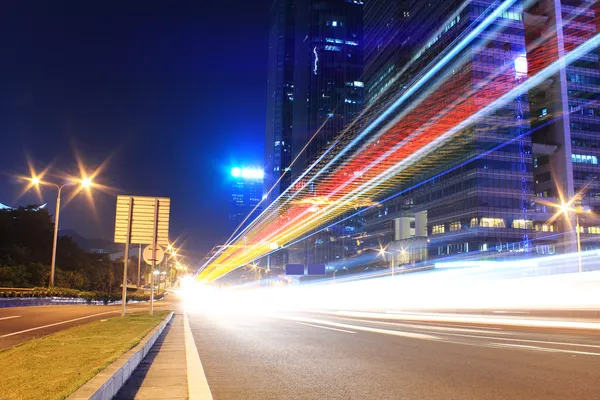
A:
[
  {"xmin": 285, "ymin": 263, "xmax": 305, "ymax": 276},
  {"xmin": 307, "ymin": 264, "xmax": 326, "ymax": 276},
  {"xmin": 114, "ymin": 196, "xmax": 170, "ymax": 245},
  {"xmin": 143, "ymin": 245, "xmax": 164, "ymax": 264}
]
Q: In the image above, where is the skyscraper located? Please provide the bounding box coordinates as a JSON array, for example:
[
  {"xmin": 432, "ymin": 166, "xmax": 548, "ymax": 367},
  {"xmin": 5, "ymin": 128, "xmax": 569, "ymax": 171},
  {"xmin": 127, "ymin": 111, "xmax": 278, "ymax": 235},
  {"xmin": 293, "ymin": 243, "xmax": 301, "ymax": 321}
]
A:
[
  {"xmin": 228, "ymin": 167, "xmax": 264, "ymax": 234},
  {"xmin": 526, "ymin": 0, "xmax": 600, "ymax": 254},
  {"xmin": 265, "ymin": 0, "xmax": 364, "ymax": 201},
  {"xmin": 264, "ymin": 0, "xmax": 364, "ymax": 266},
  {"xmin": 361, "ymin": 0, "xmax": 534, "ymax": 266},
  {"xmin": 360, "ymin": 0, "xmax": 600, "ymax": 267}
]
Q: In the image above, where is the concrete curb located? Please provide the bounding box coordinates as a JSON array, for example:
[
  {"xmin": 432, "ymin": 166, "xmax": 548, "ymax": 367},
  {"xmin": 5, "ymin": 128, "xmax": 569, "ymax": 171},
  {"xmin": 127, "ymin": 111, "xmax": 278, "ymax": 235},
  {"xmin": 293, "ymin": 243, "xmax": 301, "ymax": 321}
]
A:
[{"xmin": 68, "ymin": 311, "xmax": 175, "ymax": 400}]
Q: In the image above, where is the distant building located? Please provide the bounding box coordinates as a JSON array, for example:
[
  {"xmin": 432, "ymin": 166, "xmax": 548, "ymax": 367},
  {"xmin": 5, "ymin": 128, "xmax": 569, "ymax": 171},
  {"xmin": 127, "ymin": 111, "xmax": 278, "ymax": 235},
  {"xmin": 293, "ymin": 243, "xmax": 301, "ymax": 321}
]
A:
[{"xmin": 229, "ymin": 167, "xmax": 264, "ymax": 234}]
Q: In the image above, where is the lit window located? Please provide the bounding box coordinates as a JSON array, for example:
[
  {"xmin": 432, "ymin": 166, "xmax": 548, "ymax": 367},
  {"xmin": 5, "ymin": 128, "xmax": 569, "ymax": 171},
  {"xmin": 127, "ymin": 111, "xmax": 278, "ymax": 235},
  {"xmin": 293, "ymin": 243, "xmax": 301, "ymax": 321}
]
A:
[
  {"xmin": 514, "ymin": 55, "xmax": 527, "ymax": 78},
  {"xmin": 540, "ymin": 108, "xmax": 547, "ymax": 117},
  {"xmin": 511, "ymin": 219, "xmax": 533, "ymax": 229},
  {"xmin": 535, "ymin": 224, "xmax": 554, "ymax": 232},
  {"xmin": 449, "ymin": 221, "xmax": 461, "ymax": 232},
  {"xmin": 353, "ymin": 81, "xmax": 364, "ymax": 87},
  {"xmin": 470, "ymin": 217, "xmax": 478, "ymax": 227},
  {"xmin": 480, "ymin": 218, "xmax": 506, "ymax": 228},
  {"xmin": 332, "ymin": 21, "xmax": 338, "ymax": 27},
  {"xmin": 587, "ymin": 226, "xmax": 600, "ymax": 234},
  {"xmin": 572, "ymin": 154, "xmax": 598, "ymax": 164},
  {"xmin": 432, "ymin": 224, "xmax": 445, "ymax": 234}
]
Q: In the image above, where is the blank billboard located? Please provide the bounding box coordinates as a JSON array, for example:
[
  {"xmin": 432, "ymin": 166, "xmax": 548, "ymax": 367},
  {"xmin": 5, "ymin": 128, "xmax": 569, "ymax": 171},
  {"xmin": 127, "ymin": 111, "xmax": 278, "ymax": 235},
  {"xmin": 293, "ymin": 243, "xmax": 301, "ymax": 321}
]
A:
[
  {"xmin": 285, "ymin": 264, "xmax": 305, "ymax": 276},
  {"xmin": 307, "ymin": 264, "xmax": 326, "ymax": 276}
]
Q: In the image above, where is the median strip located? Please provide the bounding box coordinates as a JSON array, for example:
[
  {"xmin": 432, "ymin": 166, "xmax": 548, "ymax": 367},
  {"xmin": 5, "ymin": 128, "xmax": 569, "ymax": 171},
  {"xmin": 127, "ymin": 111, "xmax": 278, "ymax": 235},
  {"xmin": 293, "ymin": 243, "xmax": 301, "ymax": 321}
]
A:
[{"xmin": 0, "ymin": 311, "xmax": 169, "ymax": 400}]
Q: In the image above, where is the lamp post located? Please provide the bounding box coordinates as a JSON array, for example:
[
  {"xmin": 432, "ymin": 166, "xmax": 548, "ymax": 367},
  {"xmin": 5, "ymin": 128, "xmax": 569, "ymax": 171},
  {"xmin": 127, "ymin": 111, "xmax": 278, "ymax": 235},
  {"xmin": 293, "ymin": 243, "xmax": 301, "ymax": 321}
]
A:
[
  {"xmin": 30, "ymin": 176, "xmax": 92, "ymax": 287},
  {"xmin": 546, "ymin": 196, "xmax": 592, "ymax": 273}
]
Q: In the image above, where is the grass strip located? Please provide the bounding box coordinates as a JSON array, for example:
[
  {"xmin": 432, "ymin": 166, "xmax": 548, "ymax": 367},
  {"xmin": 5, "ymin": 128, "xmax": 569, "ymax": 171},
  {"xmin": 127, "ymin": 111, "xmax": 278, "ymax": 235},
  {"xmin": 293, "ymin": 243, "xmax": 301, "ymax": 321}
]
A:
[{"xmin": 0, "ymin": 310, "xmax": 169, "ymax": 400}]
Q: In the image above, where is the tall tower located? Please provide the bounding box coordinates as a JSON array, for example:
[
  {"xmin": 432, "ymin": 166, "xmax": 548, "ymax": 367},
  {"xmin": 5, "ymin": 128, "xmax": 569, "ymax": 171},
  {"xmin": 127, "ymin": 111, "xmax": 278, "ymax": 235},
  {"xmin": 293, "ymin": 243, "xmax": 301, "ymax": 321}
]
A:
[{"xmin": 264, "ymin": 0, "xmax": 364, "ymax": 266}]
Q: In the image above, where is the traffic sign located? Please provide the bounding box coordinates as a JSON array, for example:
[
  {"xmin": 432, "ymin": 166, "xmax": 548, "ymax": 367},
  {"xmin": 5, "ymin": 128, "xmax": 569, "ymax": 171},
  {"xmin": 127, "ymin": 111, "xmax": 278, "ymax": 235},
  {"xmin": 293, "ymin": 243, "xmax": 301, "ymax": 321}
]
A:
[
  {"xmin": 143, "ymin": 245, "xmax": 164, "ymax": 264},
  {"xmin": 307, "ymin": 264, "xmax": 326, "ymax": 275},
  {"xmin": 285, "ymin": 263, "xmax": 305, "ymax": 276},
  {"xmin": 114, "ymin": 195, "xmax": 171, "ymax": 245}
]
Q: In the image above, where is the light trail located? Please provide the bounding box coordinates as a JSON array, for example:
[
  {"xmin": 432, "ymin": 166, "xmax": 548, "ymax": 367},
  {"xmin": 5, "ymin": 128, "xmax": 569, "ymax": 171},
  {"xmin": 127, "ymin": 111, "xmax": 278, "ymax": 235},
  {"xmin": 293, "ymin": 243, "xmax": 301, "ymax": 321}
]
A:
[
  {"xmin": 197, "ymin": 0, "xmax": 516, "ymax": 272},
  {"xmin": 199, "ymin": 4, "xmax": 600, "ymax": 281}
]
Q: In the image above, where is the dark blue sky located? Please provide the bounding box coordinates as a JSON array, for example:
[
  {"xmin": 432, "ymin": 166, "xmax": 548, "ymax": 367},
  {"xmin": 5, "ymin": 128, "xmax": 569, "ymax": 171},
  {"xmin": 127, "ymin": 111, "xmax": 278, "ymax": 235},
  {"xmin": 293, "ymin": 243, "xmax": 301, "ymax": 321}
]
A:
[{"xmin": 0, "ymin": 0, "xmax": 272, "ymax": 259}]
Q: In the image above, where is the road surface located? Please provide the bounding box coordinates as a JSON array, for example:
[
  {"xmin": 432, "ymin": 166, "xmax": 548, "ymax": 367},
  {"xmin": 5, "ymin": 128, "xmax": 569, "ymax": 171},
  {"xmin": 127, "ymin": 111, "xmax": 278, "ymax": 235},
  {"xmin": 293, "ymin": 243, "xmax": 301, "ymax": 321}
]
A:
[
  {"xmin": 0, "ymin": 296, "xmax": 177, "ymax": 349},
  {"xmin": 187, "ymin": 309, "xmax": 600, "ymax": 400}
]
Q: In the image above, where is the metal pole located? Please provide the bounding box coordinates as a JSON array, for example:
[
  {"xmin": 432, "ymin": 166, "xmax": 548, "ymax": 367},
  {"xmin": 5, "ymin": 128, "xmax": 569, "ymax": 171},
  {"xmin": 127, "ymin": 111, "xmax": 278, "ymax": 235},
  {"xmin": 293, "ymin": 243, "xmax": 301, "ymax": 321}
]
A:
[
  {"xmin": 49, "ymin": 187, "xmax": 63, "ymax": 287},
  {"xmin": 122, "ymin": 197, "xmax": 133, "ymax": 317},
  {"xmin": 137, "ymin": 244, "xmax": 142, "ymax": 289},
  {"xmin": 150, "ymin": 198, "xmax": 159, "ymax": 316},
  {"xmin": 576, "ymin": 213, "xmax": 582, "ymax": 273}
]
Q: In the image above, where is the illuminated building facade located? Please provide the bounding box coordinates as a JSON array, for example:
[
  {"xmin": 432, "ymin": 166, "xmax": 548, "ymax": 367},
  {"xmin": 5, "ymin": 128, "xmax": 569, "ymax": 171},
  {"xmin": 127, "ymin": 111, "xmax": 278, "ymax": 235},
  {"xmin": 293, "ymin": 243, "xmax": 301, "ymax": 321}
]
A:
[
  {"xmin": 359, "ymin": 0, "xmax": 600, "ymax": 267},
  {"xmin": 526, "ymin": 0, "xmax": 600, "ymax": 253},
  {"xmin": 362, "ymin": 0, "xmax": 537, "ymax": 266},
  {"xmin": 264, "ymin": 0, "xmax": 364, "ymax": 266},
  {"xmin": 229, "ymin": 167, "xmax": 264, "ymax": 233}
]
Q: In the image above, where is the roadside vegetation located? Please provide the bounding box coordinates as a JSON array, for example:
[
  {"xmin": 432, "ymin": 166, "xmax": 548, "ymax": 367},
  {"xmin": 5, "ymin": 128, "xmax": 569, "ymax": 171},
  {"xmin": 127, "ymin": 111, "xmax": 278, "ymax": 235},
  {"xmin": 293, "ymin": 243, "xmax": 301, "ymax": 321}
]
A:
[
  {"xmin": 0, "ymin": 311, "xmax": 169, "ymax": 400},
  {"xmin": 0, "ymin": 286, "xmax": 164, "ymax": 304},
  {"xmin": 0, "ymin": 205, "xmax": 164, "ymax": 291}
]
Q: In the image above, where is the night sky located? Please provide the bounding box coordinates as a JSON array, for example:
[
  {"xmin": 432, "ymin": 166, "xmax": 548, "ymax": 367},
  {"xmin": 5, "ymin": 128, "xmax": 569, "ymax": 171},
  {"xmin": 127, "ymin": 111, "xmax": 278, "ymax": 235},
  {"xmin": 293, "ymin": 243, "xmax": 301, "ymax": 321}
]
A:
[{"xmin": 0, "ymin": 0, "xmax": 273, "ymax": 260}]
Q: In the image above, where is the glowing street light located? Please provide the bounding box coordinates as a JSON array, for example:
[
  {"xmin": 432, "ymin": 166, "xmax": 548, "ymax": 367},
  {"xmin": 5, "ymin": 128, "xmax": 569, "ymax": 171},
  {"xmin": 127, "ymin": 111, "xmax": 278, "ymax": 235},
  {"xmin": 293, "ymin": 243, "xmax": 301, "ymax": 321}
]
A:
[
  {"xmin": 28, "ymin": 174, "xmax": 94, "ymax": 286},
  {"xmin": 545, "ymin": 195, "xmax": 592, "ymax": 273}
]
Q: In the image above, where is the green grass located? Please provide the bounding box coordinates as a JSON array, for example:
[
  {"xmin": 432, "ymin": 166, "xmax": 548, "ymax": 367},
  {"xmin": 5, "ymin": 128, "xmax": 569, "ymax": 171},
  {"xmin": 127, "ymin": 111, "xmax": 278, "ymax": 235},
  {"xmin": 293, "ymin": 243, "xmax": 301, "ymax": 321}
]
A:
[{"xmin": 0, "ymin": 310, "xmax": 169, "ymax": 400}]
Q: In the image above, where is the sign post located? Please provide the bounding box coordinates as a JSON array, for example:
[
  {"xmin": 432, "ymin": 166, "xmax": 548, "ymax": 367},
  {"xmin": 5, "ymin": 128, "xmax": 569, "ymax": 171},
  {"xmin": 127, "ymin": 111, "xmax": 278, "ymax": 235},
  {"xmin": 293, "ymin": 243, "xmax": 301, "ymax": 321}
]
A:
[
  {"xmin": 137, "ymin": 244, "xmax": 142, "ymax": 289},
  {"xmin": 121, "ymin": 197, "xmax": 133, "ymax": 317},
  {"xmin": 151, "ymin": 198, "xmax": 159, "ymax": 315},
  {"xmin": 114, "ymin": 195, "xmax": 170, "ymax": 316}
]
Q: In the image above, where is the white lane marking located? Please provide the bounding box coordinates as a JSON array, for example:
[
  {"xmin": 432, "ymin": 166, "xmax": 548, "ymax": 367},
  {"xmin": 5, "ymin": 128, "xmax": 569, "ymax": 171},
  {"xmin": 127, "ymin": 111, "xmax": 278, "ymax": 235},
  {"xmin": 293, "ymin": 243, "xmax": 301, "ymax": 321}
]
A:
[
  {"xmin": 489, "ymin": 342, "xmax": 600, "ymax": 357},
  {"xmin": 431, "ymin": 331, "xmax": 600, "ymax": 349},
  {"xmin": 332, "ymin": 310, "xmax": 600, "ymax": 331},
  {"xmin": 278, "ymin": 316, "xmax": 440, "ymax": 341},
  {"xmin": 0, "ymin": 316, "xmax": 21, "ymax": 321},
  {"xmin": 184, "ymin": 313, "xmax": 213, "ymax": 400},
  {"xmin": 0, "ymin": 311, "xmax": 119, "ymax": 338},
  {"xmin": 334, "ymin": 316, "xmax": 513, "ymax": 336},
  {"xmin": 296, "ymin": 322, "xmax": 356, "ymax": 334},
  {"xmin": 493, "ymin": 311, "xmax": 529, "ymax": 314}
]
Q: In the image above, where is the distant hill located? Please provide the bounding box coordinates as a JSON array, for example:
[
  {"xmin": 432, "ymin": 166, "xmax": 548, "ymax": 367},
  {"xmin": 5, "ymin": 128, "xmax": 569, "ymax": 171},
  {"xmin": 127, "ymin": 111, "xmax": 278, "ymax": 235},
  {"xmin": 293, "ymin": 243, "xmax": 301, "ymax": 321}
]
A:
[{"xmin": 60, "ymin": 229, "xmax": 120, "ymax": 253}]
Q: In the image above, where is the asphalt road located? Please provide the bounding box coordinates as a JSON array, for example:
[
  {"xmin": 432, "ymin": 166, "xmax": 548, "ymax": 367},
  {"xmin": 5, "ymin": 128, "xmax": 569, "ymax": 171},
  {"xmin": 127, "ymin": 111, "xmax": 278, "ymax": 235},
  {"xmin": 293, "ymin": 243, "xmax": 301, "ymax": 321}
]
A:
[
  {"xmin": 0, "ymin": 296, "xmax": 176, "ymax": 349},
  {"xmin": 187, "ymin": 309, "xmax": 600, "ymax": 400}
]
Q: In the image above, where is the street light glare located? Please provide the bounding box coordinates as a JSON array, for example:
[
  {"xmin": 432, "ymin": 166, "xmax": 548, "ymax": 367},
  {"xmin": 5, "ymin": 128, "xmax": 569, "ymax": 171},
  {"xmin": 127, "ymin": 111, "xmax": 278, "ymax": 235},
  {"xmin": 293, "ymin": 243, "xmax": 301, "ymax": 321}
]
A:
[
  {"xmin": 81, "ymin": 178, "xmax": 92, "ymax": 188},
  {"xmin": 31, "ymin": 176, "xmax": 41, "ymax": 186}
]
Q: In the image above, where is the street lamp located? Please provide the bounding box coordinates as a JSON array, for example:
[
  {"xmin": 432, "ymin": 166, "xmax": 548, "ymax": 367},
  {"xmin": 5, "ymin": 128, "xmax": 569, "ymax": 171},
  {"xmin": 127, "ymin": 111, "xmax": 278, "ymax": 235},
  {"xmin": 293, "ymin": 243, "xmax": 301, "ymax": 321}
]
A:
[
  {"xmin": 29, "ymin": 175, "xmax": 93, "ymax": 287},
  {"xmin": 546, "ymin": 196, "xmax": 592, "ymax": 273}
]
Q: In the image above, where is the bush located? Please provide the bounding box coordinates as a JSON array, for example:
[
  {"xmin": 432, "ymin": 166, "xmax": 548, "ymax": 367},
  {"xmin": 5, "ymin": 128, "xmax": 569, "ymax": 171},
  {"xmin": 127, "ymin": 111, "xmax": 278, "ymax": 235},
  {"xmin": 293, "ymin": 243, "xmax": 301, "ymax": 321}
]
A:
[{"xmin": 0, "ymin": 286, "xmax": 164, "ymax": 304}]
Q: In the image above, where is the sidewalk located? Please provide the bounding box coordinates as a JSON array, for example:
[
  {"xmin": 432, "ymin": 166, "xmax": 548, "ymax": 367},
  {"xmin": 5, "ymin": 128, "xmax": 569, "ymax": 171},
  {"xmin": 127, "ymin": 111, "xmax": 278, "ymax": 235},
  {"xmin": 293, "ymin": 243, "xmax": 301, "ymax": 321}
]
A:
[{"xmin": 115, "ymin": 312, "xmax": 188, "ymax": 399}]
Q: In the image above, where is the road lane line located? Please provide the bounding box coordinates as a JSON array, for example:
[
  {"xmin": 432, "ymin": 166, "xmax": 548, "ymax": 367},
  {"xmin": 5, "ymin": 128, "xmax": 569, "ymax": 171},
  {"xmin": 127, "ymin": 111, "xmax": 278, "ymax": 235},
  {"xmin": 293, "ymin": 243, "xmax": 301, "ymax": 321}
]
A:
[
  {"xmin": 278, "ymin": 316, "xmax": 440, "ymax": 341},
  {"xmin": 0, "ymin": 311, "xmax": 119, "ymax": 338},
  {"xmin": 334, "ymin": 316, "xmax": 513, "ymax": 336},
  {"xmin": 184, "ymin": 312, "xmax": 213, "ymax": 400},
  {"xmin": 489, "ymin": 342, "xmax": 600, "ymax": 357},
  {"xmin": 332, "ymin": 310, "xmax": 600, "ymax": 331},
  {"xmin": 296, "ymin": 322, "xmax": 356, "ymax": 334},
  {"xmin": 429, "ymin": 331, "xmax": 600, "ymax": 349},
  {"xmin": 0, "ymin": 316, "xmax": 21, "ymax": 321}
]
